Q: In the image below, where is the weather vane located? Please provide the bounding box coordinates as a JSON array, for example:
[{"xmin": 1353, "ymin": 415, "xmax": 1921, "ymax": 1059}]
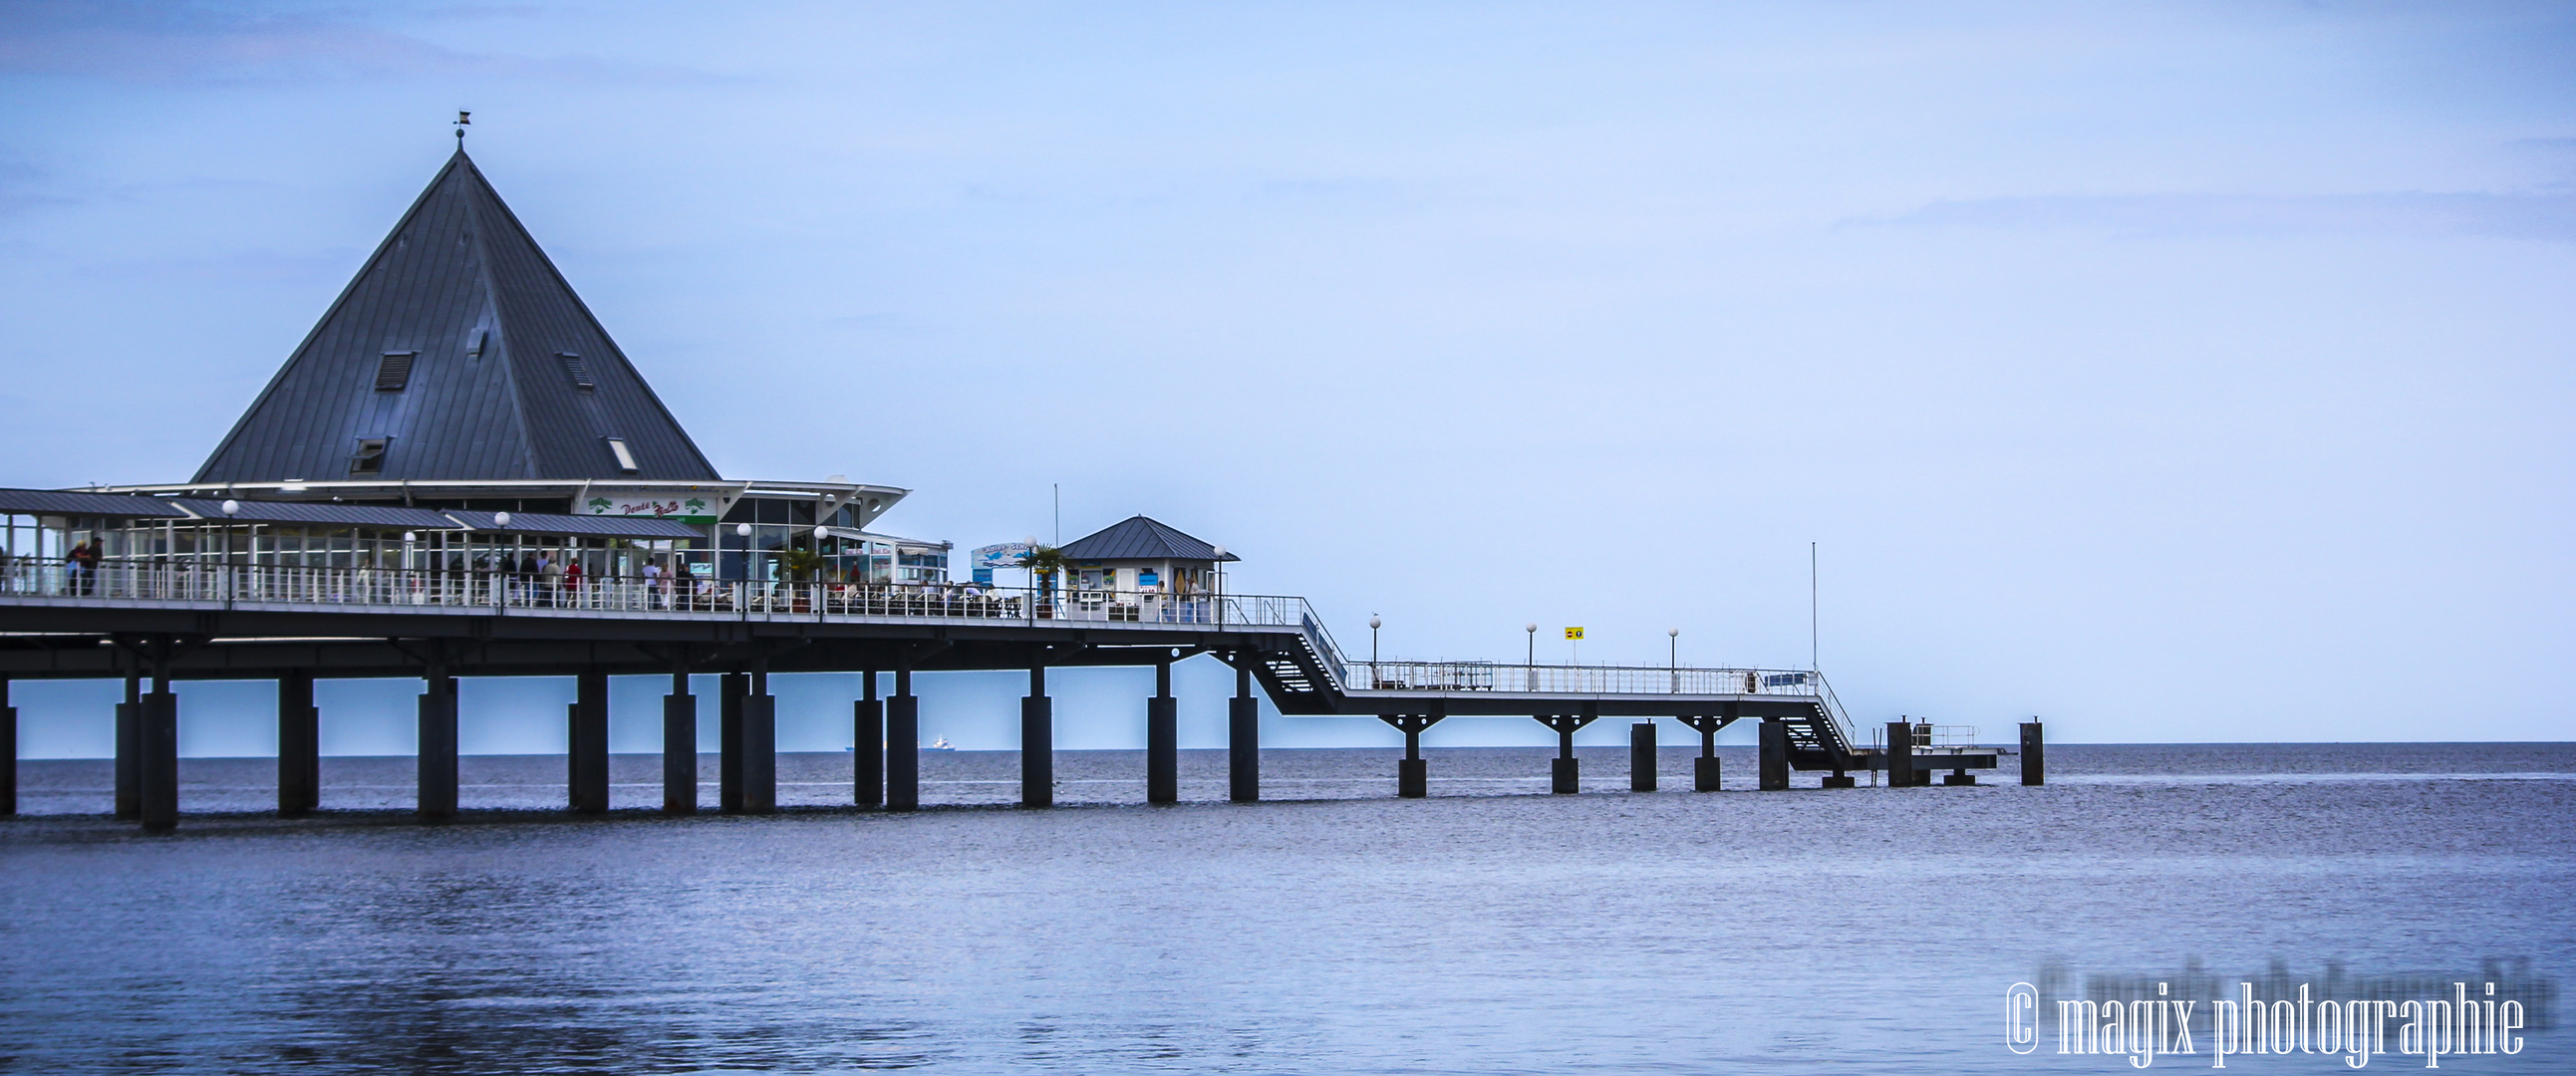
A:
[{"xmin": 453, "ymin": 111, "xmax": 470, "ymax": 146}]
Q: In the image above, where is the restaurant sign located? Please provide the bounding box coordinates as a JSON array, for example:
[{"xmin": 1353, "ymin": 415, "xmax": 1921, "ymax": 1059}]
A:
[{"xmin": 583, "ymin": 490, "xmax": 724, "ymax": 524}]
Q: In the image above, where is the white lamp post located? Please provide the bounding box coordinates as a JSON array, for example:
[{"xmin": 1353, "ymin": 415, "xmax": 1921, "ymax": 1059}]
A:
[
  {"xmin": 1526, "ymin": 623, "xmax": 1538, "ymax": 690},
  {"xmin": 1668, "ymin": 627, "xmax": 1680, "ymax": 693}
]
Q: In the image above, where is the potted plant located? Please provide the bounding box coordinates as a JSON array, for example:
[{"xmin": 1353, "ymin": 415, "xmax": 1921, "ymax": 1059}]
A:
[
  {"xmin": 1018, "ymin": 545, "xmax": 1069, "ymax": 619},
  {"xmin": 782, "ymin": 548, "xmax": 824, "ymax": 612}
]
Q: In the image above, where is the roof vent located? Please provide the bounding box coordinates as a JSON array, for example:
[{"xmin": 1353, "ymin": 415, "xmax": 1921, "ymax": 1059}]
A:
[
  {"xmin": 466, "ymin": 328, "xmax": 488, "ymax": 359},
  {"xmin": 558, "ymin": 352, "xmax": 594, "ymax": 390},
  {"xmin": 375, "ymin": 352, "xmax": 416, "ymax": 392},
  {"xmin": 349, "ymin": 437, "xmax": 389, "ymax": 475}
]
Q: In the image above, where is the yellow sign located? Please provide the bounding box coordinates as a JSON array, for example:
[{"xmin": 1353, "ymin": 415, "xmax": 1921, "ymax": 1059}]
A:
[{"xmin": 1563, "ymin": 627, "xmax": 1584, "ymax": 641}]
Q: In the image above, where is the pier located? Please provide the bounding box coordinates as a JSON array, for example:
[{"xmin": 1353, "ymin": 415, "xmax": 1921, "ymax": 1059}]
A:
[
  {"xmin": 0, "ymin": 556, "xmax": 2040, "ymax": 829},
  {"xmin": 0, "ymin": 145, "xmax": 2040, "ymax": 831}
]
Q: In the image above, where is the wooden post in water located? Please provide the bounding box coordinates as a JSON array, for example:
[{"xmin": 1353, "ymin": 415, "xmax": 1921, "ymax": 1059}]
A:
[
  {"xmin": 2020, "ymin": 720, "xmax": 2045, "ymax": 786},
  {"xmin": 1629, "ymin": 721, "xmax": 1656, "ymax": 792}
]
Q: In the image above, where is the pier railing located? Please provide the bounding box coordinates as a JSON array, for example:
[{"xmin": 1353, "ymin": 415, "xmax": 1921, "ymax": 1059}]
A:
[
  {"xmin": 0, "ymin": 562, "xmax": 1318, "ymax": 630},
  {"xmin": 2, "ymin": 562, "xmax": 1860, "ymax": 732},
  {"xmin": 1355, "ymin": 660, "xmax": 1835, "ymax": 698}
]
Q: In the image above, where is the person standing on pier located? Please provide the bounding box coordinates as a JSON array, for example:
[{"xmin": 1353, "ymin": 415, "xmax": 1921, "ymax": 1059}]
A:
[{"xmin": 66, "ymin": 539, "xmax": 98, "ymax": 596}]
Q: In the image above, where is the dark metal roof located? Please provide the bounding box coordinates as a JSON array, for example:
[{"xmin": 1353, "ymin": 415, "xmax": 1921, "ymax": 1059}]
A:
[
  {"xmin": 168, "ymin": 499, "xmax": 462, "ymax": 529},
  {"xmin": 440, "ymin": 510, "xmax": 704, "ymax": 539},
  {"xmin": 1057, "ymin": 516, "xmax": 1238, "ymax": 562},
  {"xmin": 193, "ymin": 150, "xmax": 720, "ymax": 486},
  {"xmin": 0, "ymin": 488, "xmax": 192, "ymax": 518}
]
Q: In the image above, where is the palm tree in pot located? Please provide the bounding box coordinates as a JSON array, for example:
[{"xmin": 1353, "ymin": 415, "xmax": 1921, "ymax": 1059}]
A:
[{"xmin": 1018, "ymin": 545, "xmax": 1069, "ymax": 618}]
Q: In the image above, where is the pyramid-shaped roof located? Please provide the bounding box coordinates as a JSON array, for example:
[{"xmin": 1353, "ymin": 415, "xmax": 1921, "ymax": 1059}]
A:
[
  {"xmin": 192, "ymin": 150, "xmax": 718, "ymax": 484},
  {"xmin": 1058, "ymin": 516, "xmax": 1239, "ymax": 562}
]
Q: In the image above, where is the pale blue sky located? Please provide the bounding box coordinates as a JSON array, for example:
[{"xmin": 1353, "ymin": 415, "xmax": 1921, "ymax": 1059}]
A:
[{"xmin": 2, "ymin": 2, "xmax": 2571, "ymax": 753}]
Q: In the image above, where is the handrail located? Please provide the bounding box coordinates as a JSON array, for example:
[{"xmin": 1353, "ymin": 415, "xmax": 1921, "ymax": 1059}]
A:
[
  {"xmin": 1348, "ymin": 659, "xmax": 1845, "ymax": 699},
  {"xmin": 2, "ymin": 561, "xmax": 1860, "ymax": 713},
  {"xmin": 0, "ymin": 562, "xmax": 1314, "ymax": 628}
]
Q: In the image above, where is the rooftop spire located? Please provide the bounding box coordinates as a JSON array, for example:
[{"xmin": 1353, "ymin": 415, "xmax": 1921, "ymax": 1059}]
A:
[
  {"xmin": 193, "ymin": 151, "xmax": 718, "ymax": 484},
  {"xmin": 453, "ymin": 110, "xmax": 470, "ymax": 148}
]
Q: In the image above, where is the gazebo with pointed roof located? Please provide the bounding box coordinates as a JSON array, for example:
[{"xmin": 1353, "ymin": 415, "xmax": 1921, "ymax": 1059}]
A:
[{"xmin": 1057, "ymin": 515, "xmax": 1237, "ymax": 599}]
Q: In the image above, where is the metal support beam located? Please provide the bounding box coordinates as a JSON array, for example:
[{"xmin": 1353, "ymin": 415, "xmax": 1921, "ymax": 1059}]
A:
[
  {"xmin": 277, "ymin": 669, "xmax": 317, "ymax": 817},
  {"xmin": 852, "ymin": 669, "xmax": 881, "ymax": 807},
  {"xmin": 2020, "ymin": 720, "xmax": 2045, "ymax": 786},
  {"xmin": 718, "ymin": 672, "xmax": 746, "ymax": 813},
  {"xmin": 115, "ymin": 672, "xmax": 139, "ymax": 820},
  {"xmin": 663, "ymin": 666, "xmax": 696, "ymax": 815},
  {"xmin": 886, "ymin": 668, "xmax": 918, "ymax": 811},
  {"xmin": 742, "ymin": 663, "xmax": 775, "ymax": 814},
  {"xmin": 1146, "ymin": 659, "xmax": 1176, "ymax": 805},
  {"xmin": 1021, "ymin": 658, "xmax": 1052, "ymax": 809},
  {"xmin": 1380, "ymin": 706, "xmax": 1444, "ymax": 798},
  {"xmin": 1678, "ymin": 710, "xmax": 1733, "ymax": 792},
  {"xmin": 417, "ymin": 653, "xmax": 457, "ymax": 820},
  {"xmin": 1757, "ymin": 718, "xmax": 1789, "ymax": 791},
  {"xmin": 568, "ymin": 669, "xmax": 609, "ymax": 814},
  {"xmin": 1629, "ymin": 721, "xmax": 1656, "ymax": 792},
  {"xmin": 1228, "ymin": 660, "xmax": 1259, "ymax": 803},
  {"xmin": 1534, "ymin": 707, "xmax": 1598, "ymax": 794}
]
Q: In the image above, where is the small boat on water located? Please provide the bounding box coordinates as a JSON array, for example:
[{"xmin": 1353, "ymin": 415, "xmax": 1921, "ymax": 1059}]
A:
[{"xmin": 926, "ymin": 737, "xmax": 957, "ymax": 751}]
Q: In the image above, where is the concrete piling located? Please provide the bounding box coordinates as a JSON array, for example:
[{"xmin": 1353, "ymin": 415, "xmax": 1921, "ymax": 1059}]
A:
[
  {"xmin": 1629, "ymin": 721, "xmax": 1656, "ymax": 792},
  {"xmin": 1228, "ymin": 662, "xmax": 1259, "ymax": 802},
  {"xmin": 277, "ymin": 670, "xmax": 318, "ymax": 817},
  {"xmin": 115, "ymin": 673, "xmax": 139, "ymax": 820},
  {"xmin": 663, "ymin": 668, "xmax": 696, "ymax": 814},
  {"xmin": 140, "ymin": 679, "xmax": 177, "ymax": 832},
  {"xmin": 418, "ymin": 667, "xmax": 458, "ymax": 820},
  {"xmin": 718, "ymin": 672, "xmax": 746, "ymax": 813},
  {"xmin": 1680, "ymin": 712, "xmax": 1726, "ymax": 792},
  {"xmin": 1147, "ymin": 660, "xmax": 1177, "ymax": 805},
  {"xmin": 2020, "ymin": 720, "xmax": 2045, "ymax": 785},
  {"xmin": 568, "ymin": 669, "xmax": 609, "ymax": 814},
  {"xmin": 1885, "ymin": 720, "xmax": 1915, "ymax": 789},
  {"xmin": 1022, "ymin": 659, "xmax": 1053, "ymax": 808},
  {"xmin": 0, "ymin": 676, "xmax": 13, "ymax": 817},
  {"xmin": 853, "ymin": 670, "xmax": 882, "ymax": 807},
  {"xmin": 886, "ymin": 668, "xmax": 919, "ymax": 811},
  {"xmin": 742, "ymin": 665, "xmax": 775, "ymax": 814},
  {"xmin": 1757, "ymin": 719, "xmax": 1789, "ymax": 791}
]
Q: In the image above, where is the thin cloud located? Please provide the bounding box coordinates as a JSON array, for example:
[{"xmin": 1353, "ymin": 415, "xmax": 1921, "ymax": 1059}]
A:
[
  {"xmin": 0, "ymin": 2, "xmax": 736, "ymax": 86},
  {"xmin": 1854, "ymin": 190, "xmax": 2576, "ymax": 243}
]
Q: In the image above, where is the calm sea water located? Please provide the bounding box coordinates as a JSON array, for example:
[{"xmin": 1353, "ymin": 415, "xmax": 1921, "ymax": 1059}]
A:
[{"xmin": 4, "ymin": 743, "xmax": 2570, "ymax": 1073}]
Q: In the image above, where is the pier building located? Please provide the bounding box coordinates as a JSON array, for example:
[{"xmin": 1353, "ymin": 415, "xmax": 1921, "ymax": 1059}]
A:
[{"xmin": 0, "ymin": 148, "xmax": 2028, "ymax": 829}]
